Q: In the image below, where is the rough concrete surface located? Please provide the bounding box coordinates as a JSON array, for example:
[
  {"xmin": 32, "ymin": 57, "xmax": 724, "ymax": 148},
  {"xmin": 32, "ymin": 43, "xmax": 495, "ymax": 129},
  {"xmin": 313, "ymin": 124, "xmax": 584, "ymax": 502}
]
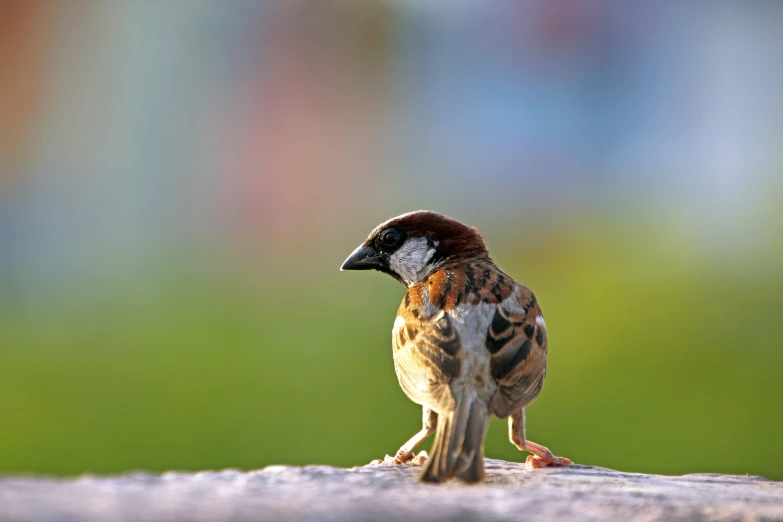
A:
[{"xmin": 1, "ymin": 457, "xmax": 781, "ymax": 522}]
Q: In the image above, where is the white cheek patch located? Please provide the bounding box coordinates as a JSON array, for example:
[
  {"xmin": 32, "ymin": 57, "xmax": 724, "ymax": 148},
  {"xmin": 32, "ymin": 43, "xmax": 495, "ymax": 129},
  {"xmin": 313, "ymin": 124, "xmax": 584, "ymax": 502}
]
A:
[
  {"xmin": 536, "ymin": 316, "xmax": 547, "ymax": 330},
  {"xmin": 389, "ymin": 237, "xmax": 438, "ymax": 286}
]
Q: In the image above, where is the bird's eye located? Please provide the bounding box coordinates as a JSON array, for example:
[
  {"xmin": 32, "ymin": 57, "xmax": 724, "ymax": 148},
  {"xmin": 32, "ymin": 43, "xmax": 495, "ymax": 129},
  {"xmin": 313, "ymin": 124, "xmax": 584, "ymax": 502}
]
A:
[{"xmin": 379, "ymin": 228, "xmax": 402, "ymax": 249}]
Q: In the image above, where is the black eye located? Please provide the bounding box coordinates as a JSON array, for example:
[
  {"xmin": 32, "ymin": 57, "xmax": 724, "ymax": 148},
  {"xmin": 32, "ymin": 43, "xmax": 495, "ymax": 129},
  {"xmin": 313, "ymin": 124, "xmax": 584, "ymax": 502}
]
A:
[{"xmin": 379, "ymin": 228, "xmax": 402, "ymax": 249}]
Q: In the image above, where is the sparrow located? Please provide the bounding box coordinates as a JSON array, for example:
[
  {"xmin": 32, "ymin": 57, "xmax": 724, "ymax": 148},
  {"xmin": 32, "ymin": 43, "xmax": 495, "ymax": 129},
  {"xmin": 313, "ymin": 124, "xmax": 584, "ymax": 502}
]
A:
[{"xmin": 340, "ymin": 210, "xmax": 572, "ymax": 483}]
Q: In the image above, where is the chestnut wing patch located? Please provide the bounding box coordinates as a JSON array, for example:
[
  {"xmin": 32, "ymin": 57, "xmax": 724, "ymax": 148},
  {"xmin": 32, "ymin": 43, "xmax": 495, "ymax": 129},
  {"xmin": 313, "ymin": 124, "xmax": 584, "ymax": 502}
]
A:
[{"xmin": 486, "ymin": 290, "xmax": 549, "ymax": 418}]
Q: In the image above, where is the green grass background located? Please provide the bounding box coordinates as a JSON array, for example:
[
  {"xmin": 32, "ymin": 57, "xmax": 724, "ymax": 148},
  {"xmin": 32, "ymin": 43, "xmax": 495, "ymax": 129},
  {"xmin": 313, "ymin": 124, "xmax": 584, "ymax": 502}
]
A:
[{"xmin": 1, "ymin": 226, "xmax": 781, "ymax": 479}]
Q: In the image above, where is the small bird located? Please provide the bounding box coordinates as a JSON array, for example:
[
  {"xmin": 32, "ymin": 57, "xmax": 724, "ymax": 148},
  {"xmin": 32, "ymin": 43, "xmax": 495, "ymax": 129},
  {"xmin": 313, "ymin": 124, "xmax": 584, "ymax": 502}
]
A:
[{"xmin": 340, "ymin": 210, "xmax": 571, "ymax": 483}]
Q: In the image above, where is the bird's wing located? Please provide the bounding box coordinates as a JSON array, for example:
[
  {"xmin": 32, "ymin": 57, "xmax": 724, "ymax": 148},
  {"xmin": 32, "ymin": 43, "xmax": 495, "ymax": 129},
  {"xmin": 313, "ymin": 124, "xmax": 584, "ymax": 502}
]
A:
[
  {"xmin": 392, "ymin": 299, "xmax": 462, "ymax": 413},
  {"xmin": 487, "ymin": 286, "xmax": 549, "ymax": 418}
]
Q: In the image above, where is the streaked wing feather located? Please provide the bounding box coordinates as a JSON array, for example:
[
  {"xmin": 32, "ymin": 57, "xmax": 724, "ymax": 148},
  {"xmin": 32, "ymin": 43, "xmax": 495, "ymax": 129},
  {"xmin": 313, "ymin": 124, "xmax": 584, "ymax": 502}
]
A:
[
  {"xmin": 393, "ymin": 304, "xmax": 462, "ymax": 413},
  {"xmin": 488, "ymin": 286, "xmax": 549, "ymax": 418}
]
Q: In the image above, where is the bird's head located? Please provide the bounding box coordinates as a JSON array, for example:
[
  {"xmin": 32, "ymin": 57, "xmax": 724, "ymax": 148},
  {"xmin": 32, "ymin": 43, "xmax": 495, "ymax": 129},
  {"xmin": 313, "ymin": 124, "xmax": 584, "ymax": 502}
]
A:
[{"xmin": 340, "ymin": 210, "xmax": 490, "ymax": 287}]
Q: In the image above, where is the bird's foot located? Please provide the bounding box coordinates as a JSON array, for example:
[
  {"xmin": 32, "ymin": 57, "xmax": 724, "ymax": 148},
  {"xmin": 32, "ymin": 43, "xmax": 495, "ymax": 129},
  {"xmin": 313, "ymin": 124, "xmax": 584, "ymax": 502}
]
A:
[
  {"xmin": 523, "ymin": 440, "xmax": 572, "ymax": 469},
  {"xmin": 525, "ymin": 454, "xmax": 572, "ymax": 468},
  {"xmin": 369, "ymin": 450, "xmax": 429, "ymax": 466},
  {"xmin": 394, "ymin": 449, "xmax": 429, "ymax": 465}
]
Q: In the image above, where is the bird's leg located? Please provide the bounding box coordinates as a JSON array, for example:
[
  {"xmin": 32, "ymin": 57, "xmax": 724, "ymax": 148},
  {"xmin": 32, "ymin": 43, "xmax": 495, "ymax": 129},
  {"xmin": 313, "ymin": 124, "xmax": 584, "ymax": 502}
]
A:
[
  {"xmin": 393, "ymin": 407, "xmax": 437, "ymax": 465},
  {"xmin": 509, "ymin": 408, "xmax": 572, "ymax": 468}
]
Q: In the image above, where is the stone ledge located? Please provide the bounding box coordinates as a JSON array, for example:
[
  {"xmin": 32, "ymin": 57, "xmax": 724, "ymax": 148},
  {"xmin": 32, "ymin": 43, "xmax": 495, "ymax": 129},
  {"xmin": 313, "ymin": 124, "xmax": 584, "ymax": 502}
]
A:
[{"xmin": 1, "ymin": 458, "xmax": 781, "ymax": 522}]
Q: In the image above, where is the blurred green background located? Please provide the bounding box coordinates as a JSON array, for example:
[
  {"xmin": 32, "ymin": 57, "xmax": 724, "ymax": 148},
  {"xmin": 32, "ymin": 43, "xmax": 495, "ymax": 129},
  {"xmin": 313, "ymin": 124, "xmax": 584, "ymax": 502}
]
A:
[{"xmin": 1, "ymin": 1, "xmax": 782, "ymax": 480}]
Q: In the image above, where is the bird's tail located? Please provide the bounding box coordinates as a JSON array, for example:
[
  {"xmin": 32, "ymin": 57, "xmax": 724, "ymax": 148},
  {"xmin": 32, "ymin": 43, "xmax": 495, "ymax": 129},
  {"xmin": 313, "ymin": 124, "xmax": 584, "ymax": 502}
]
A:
[{"xmin": 420, "ymin": 392, "xmax": 490, "ymax": 483}]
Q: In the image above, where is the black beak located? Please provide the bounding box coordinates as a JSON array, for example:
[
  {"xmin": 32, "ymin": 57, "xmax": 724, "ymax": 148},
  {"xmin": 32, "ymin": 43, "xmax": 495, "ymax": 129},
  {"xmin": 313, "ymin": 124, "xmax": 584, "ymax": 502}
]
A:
[{"xmin": 340, "ymin": 244, "xmax": 383, "ymax": 271}]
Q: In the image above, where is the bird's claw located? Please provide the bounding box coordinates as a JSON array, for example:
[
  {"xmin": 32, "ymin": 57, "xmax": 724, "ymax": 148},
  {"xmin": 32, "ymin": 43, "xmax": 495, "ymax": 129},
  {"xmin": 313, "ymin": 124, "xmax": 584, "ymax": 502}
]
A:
[
  {"xmin": 411, "ymin": 450, "xmax": 429, "ymax": 465},
  {"xmin": 393, "ymin": 450, "xmax": 429, "ymax": 466},
  {"xmin": 525, "ymin": 454, "xmax": 573, "ymax": 469}
]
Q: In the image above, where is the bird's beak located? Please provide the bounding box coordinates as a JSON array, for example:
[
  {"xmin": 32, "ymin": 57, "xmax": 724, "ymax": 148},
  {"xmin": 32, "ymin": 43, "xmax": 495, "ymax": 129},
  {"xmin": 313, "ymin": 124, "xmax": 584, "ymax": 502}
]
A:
[{"xmin": 340, "ymin": 244, "xmax": 383, "ymax": 271}]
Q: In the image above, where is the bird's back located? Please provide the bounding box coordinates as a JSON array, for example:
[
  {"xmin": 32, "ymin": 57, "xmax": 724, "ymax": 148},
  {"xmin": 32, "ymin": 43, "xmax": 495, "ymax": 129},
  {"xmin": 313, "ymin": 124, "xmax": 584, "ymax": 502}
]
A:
[{"xmin": 393, "ymin": 261, "xmax": 548, "ymax": 416}]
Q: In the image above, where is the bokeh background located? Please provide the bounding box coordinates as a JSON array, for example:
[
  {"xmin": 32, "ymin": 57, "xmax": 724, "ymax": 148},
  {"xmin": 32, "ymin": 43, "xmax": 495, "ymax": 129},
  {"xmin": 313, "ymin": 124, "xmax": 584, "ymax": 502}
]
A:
[{"xmin": 1, "ymin": 1, "xmax": 782, "ymax": 480}]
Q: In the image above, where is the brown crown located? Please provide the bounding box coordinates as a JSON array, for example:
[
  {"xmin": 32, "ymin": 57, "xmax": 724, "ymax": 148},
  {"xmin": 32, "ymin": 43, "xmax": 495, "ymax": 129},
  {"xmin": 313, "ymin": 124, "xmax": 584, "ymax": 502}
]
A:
[{"xmin": 369, "ymin": 210, "xmax": 491, "ymax": 265}]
